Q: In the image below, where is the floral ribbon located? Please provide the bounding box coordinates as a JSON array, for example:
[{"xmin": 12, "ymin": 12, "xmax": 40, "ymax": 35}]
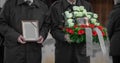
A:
[
  {"xmin": 94, "ymin": 28, "xmax": 107, "ymax": 55},
  {"xmin": 85, "ymin": 28, "xmax": 107, "ymax": 56},
  {"xmin": 85, "ymin": 28, "xmax": 94, "ymax": 56}
]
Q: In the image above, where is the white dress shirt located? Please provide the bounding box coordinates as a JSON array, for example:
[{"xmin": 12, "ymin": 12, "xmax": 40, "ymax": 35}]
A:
[{"xmin": 67, "ymin": 0, "xmax": 76, "ymax": 5}]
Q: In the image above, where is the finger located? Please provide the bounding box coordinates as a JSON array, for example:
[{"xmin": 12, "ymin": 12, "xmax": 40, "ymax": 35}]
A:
[
  {"xmin": 39, "ymin": 36, "xmax": 42, "ymax": 38},
  {"xmin": 39, "ymin": 38, "xmax": 44, "ymax": 43},
  {"xmin": 37, "ymin": 40, "xmax": 42, "ymax": 44},
  {"xmin": 20, "ymin": 35, "xmax": 25, "ymax": 42},
  {"xmin": 18, "ymin": 36, "xmax": 26, "ymax": 44},
  {"xmin": 21, "ymin": 37, "xmax": 25, "ymax": 42},
  {"xmin": 38, "ymin": 36, "xmax": 43, "ymax": 41},
  {"xmin": 18, "ymin": 37, "xmax": 22, "ymax": 42},
  {"xmin": 19, "ymin": 39, "xmax": 26, "ymax": 44},
  {"xmin": 37, "ymin": 38, "xmax": 44, "ymax": 44}
]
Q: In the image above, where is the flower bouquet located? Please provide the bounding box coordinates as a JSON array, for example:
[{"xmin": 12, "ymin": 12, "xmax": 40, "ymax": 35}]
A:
[{"xmin": 63, "ymin": 6, "xmax": 108, "ymax": 44}]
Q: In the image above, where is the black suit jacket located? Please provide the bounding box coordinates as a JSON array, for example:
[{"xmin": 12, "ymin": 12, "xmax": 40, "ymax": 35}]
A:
[
  {"xmin": 107, "ymin": 3, "xmax": 120, "ymax": 56},
  {"xmin": 0, "ymin": 0, "xmax": 49, "ymax": 47},
  {"xmin": 0, "ymin": 7, "xmax": 4, "ymax": 63},
  {"xmin": 0, "ymin": 8, "xmax": 4, "ymax": 46}
]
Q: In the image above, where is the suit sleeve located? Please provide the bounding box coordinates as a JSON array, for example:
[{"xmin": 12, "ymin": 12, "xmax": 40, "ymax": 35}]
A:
[
  {"xmin": 0, "ymin": 1, "xmax": 20, "ymax": 42},
  {"xmin": 107, "ymin": 12, "xmax": 118, "ymax": 40},
  {"xmin": 39, "ymin": 7, "xmax": 50, "ymax": 40},
  {"xmin": 50, "ymin": 7, "xmax": 66, "ymax": 42},
  {"xmin": 107, "ymin": 16, "xmax": 114, "ymax": 40},
  {"xmin": 0, "ymin": 35, "xmax": 3, "ymax": 46}
]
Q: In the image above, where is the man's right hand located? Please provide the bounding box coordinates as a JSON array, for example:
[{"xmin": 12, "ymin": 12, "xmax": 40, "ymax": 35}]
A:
[{"xmin": 18, "ymin": 35, "xmax": 26, "ymax": 44}]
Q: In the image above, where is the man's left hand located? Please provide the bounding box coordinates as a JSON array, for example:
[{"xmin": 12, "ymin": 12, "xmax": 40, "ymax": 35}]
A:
[{"xmin": 37, "ymin": 36, "xmax": 44, "ymax": 44}]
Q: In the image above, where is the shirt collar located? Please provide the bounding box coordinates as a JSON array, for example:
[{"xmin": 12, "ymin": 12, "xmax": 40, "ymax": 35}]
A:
[
  {"xmin": 67, "ymin": 0, "xmax": 76, "ymax": 5},
  {"xmin": 17, "ymin": 0, "xmax": 41, "ymax": 8},
  {"xmin": 62, "ymin": 0, "xmax": 76, "ymax": 11},
  {"xmin": 24, "ymin": 0, "xmax": 33, "ymax": 3},
  {"xmin": 62, "ymin": 0, "xmax": 83, "ymax": 10}
]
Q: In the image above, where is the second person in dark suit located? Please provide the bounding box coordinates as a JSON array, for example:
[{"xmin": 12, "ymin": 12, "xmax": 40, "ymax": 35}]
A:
[
  {"xmin": 50, "ymin": 0, "xmax": 92, "ymax": 63},
  {"xmin": 107, "ymin": 0, "xmax": 120, "ymax": 63}
]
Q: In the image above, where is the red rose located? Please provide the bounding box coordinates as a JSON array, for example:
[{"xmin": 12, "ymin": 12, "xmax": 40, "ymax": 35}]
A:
[
  {"xmin": 66, "ymin": 28, "xmax": 70, "ymax": 32},
  {"xmin": 92, "ymin": 31, "xmax": 97, "ymax": 36},
  {"xmin": 66, "ymin": 28, "xmax": 74, "ymax": 34},
  {"xmin": 89, "ymin": 24, "xmax": 95, "ymax": 28},
  {"xmin": 97, "ymin": 26, "xmax": 103, "ymax": 30},
  {"xmin": 74, "ymin": 25, "xmax": 78, "ymax": 28},
  {"xmin": 78, "ymin": 30, "xmax": 85, "ymax": 35},
  {"xmin": 68, "ymin": 29, "xmax": 74, "ymax": 34},
  {"xmin": 80, "ymin": 24, "xmax": 88, "ymax": 28},
  {"xmin": 102, "ymin": 31, "xmax": 106, "ymax": 36}
]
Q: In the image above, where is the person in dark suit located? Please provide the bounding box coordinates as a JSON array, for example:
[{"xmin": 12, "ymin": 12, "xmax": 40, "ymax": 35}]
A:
[
  {"xmin": 0, "ymin": 8, "xmax": 4, "ymax": 63},
  {"xmin": 107, "ymin": 0, "xmax": 120, "ymax": 63},
  {"xmin": 50, "ymin": 0, "xmax": 92, "ymax": 63},
  {"xmin": 0, "ymin": 7, "xmax": 4, "ymax": 63},
  {"xmin": 0, "ymin": 0, "xmax": 49, "ymax": 63}
]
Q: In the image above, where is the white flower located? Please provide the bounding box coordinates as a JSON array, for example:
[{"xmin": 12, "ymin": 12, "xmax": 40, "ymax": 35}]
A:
[
  {"xmin": 65, "ymin": 11, "xmax": 69, "ymax": 15},
  {"xmin": 73, "ymin": 11, "xmax": 84, "ymax": 17},
  {"xmin": 76, "ymin": 12, "xmax": 83, "ymax": 17},
  {"xmin": 91, "ymin": 18, "xmax": 97, "ymax": 23},
  {"xmin": 67, "ymin": 19, "xmax": 74, "ymax": 27},
  {"xmin": 82, "ymin": 9, "xmax": 87, "ymax": 15},
  {"xmin": 95, "ymin": 23, "xmax": 100, "ymax": 26},
  {"xmin": 87, "ymin": 12, "xmax": 93, "ymax": 15},
  {"xmin": 65, "ymin": 11, "xmax": 73, "ymax": 18},
  {"xmin": 67, "ymin": 19, "xmax": 73, "ymax": 23},
  {"xmin": 93, "ymin": 13, "xmax": 98, "ymax": 18},
  {"xmin": 73, "ymin": 6, "xmax": 80, "ymax": 11},
  {"xmin": 68, "ymin": 13, "xmax": 73, "ymax": 18},
  {"xmin": 65, "ymin": 11, "xmax": 70, "ymax": 17},
  {"xmin": 73, "ymin": 11, "xmax": 79, "ymax": 17},
  {"xmin": 69, "ymin": 23, "xmax": 74, "ymax": 27},
  {"xmin": 79, "ymin": 6, "xmax": 85, "ymax": 11},
  {"xmin": 86, "ymin": 15, "xmax": 91, "ymax": 19}
]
